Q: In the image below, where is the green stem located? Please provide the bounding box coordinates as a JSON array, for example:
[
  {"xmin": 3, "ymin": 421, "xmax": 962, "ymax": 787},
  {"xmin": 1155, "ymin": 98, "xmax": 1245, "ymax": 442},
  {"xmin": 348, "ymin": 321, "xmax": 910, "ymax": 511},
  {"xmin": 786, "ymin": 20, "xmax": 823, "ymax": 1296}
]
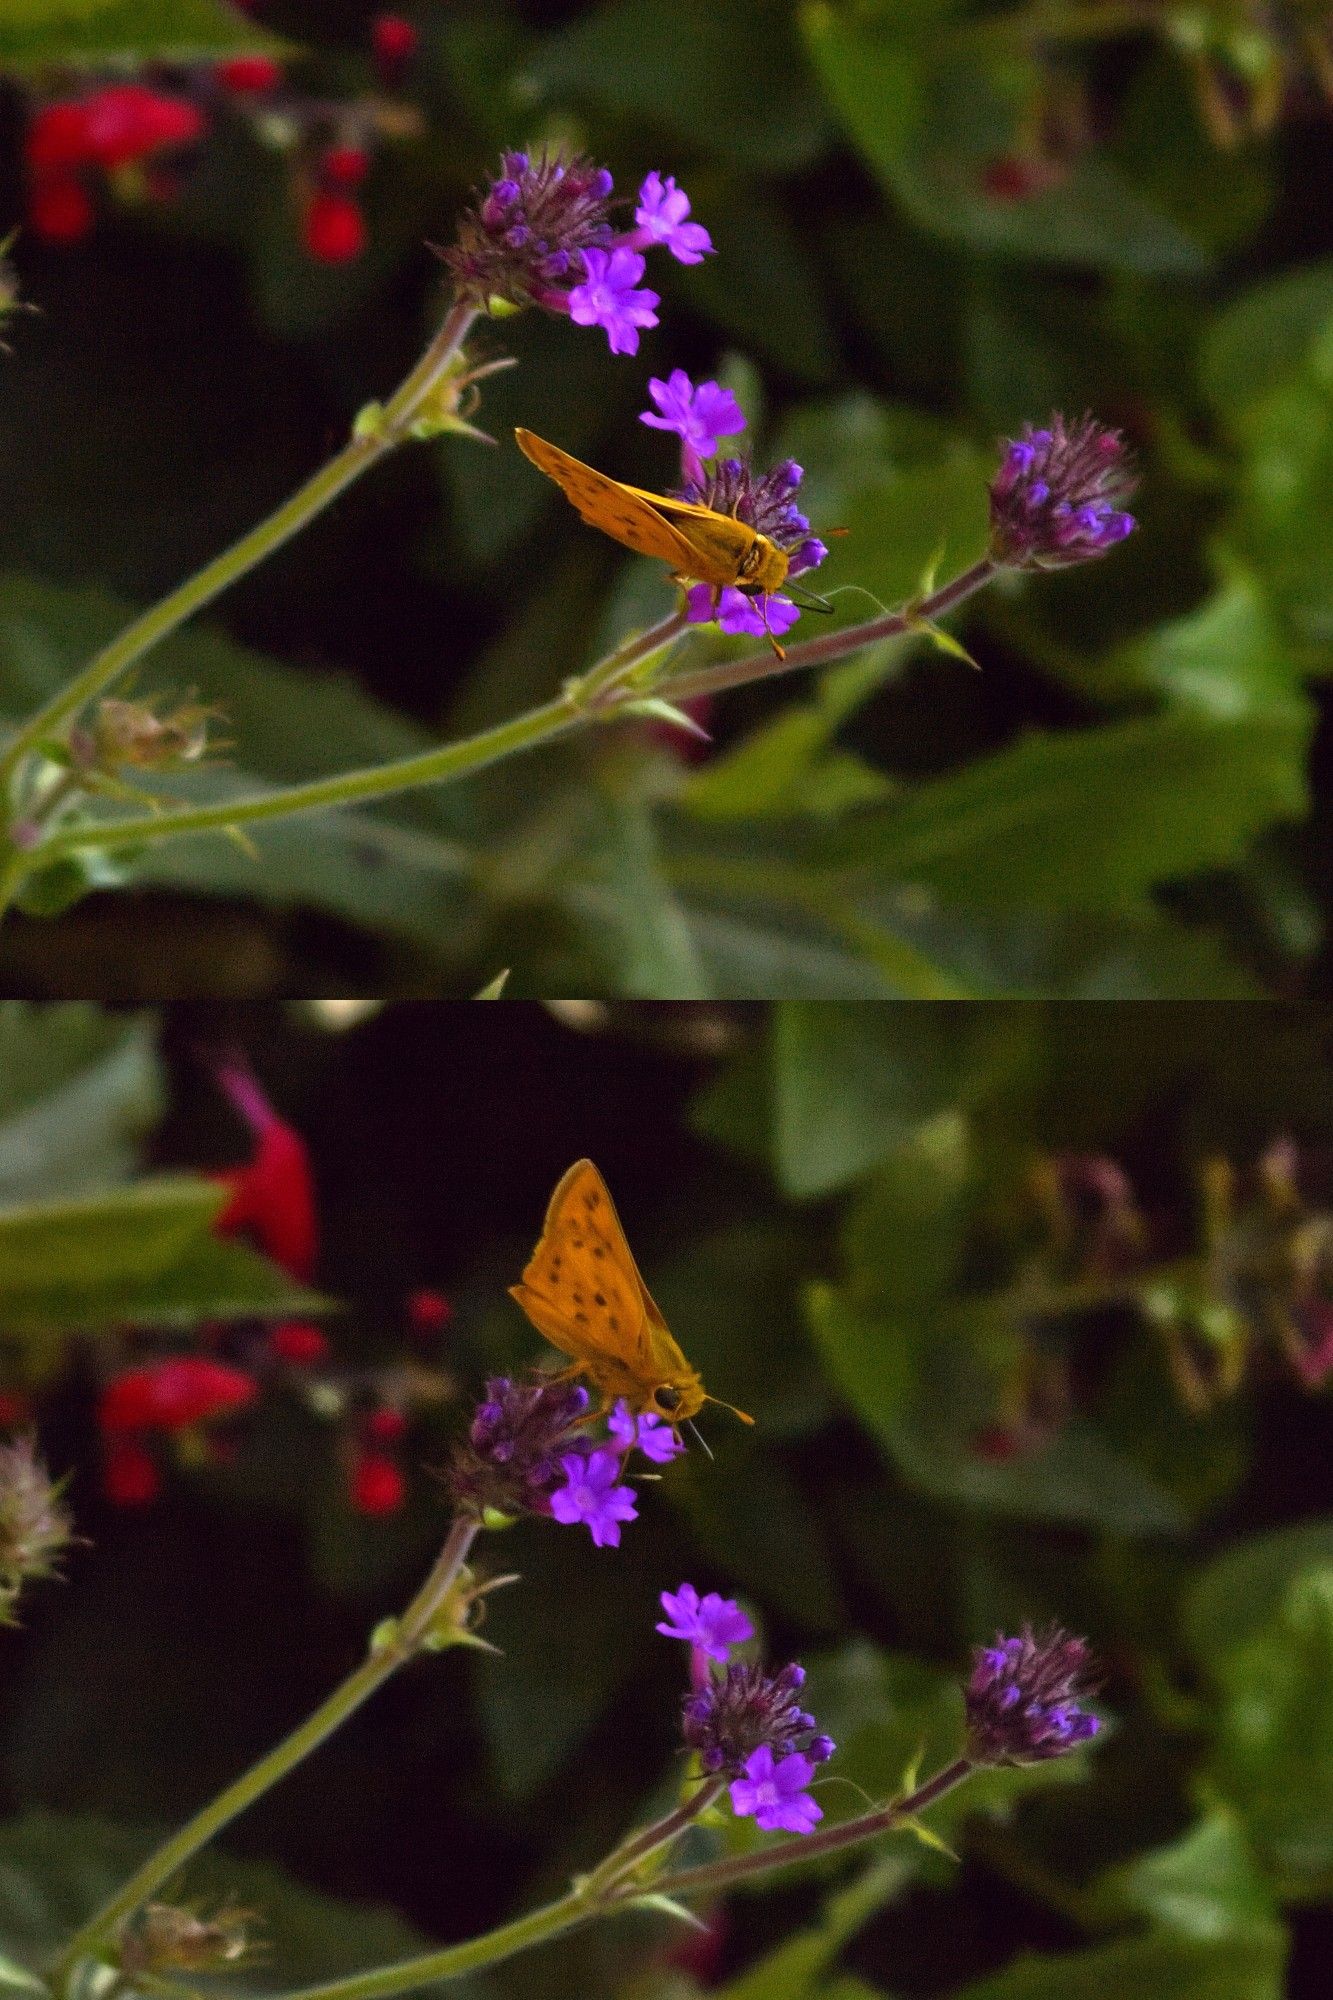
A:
[
  {"xmin": 23, "ymin": 561, "xmax": 999, "ymax": 877},
  {"xmin": 50, "ymin": 1518, "xmax": 479, "ymax": 1990},
  {"xmin": 254, "ymin": 1758, "xmax": 975, "ymax": 2000},
  {"xmin": 635, "ymin": 1756, "xmax": 975, "ymax": 1903},
  {"xmin": 0, "ymin": 300, "xmax": 478, "ymax": 801}
]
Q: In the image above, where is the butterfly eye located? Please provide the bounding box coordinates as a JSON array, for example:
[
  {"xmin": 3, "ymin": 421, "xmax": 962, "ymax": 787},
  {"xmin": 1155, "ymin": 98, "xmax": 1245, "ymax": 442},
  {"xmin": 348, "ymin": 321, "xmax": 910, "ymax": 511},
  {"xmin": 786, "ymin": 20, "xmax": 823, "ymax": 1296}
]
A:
[{"xmin": 653, "ymin": 1385, "xmax": 681, "ymax": 1412}]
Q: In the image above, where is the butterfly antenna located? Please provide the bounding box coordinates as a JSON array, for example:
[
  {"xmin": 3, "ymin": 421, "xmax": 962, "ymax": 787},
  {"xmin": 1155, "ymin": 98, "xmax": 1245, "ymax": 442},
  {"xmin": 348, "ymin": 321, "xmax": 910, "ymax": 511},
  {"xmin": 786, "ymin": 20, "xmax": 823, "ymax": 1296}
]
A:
[
  {"xmin": 686, "ymin": 1418, "xmax": 714, "ymax": 1460},
  {"xmin": 703, "ymin": 1394, "xmax": 755, "ymax": 1426}
]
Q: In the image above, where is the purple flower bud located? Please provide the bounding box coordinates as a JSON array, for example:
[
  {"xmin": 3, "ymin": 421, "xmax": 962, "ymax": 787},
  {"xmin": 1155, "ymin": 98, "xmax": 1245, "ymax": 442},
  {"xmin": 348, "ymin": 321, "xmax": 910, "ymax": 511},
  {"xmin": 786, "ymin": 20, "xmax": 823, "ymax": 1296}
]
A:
[
  {"xmin": 448, "ymin": 1375, "xmax": 595, "ymax": 1522},
  {"xmin": 965, "ymin": 1624, "xmax": 1101, "ymax": 1764},
  {"xmin": 680, "ymin": 1654, "xmax": 834, "ymax": 1780},
  {"xmin": 443, "ymin": 150, "xmax": 619, "ymax": 313},
  {"xmin": 988, "ymin": 413, "xmax": 1137, "ymax": 570}
]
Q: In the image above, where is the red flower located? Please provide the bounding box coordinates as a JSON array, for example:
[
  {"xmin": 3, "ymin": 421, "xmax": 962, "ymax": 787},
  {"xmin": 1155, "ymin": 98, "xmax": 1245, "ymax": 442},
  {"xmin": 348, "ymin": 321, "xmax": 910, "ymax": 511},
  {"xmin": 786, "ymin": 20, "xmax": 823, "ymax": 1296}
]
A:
[
  {"xmin": 28, "ymin": 176, "xmax": 94, "ymax": 244},
  {"xmin": 321, "ymin": 145, "xmax": 371, "ymax": 189},
  {"xmin": 365, "ymin": 1406, "xmax": 408, "ymax": 1444},
  {"xmin": 267, "ymin": 1320, "xmax": 330, "ymax": 1367},
  {"xmin": 104, "ymin": 1440, "xmax": 162, "ymax": 1506},
  {"xmin": 81, "ymin": 86, "xmax": 206, "ymax": 171},
  {"xmin": 213, "ymin": 1062, "xmax": 318, "ymax": 1281},
  {"xmin": 371, "ymin": 12, "xmax": 418, "ymax": 82},
  {"xmin": 302, "ymin": 191, "xmax": 367, "ymax": 264},
  {"xmin": 407, "ymin": 1287, "xmax": 453, "ymax": 1339},
  {"xmin": 100, "ymin": 1358, "xmax": 258, "ymax": 1436},
  {"xmin": 0, "ymin": 1390, "xmax": 31, "ymax": 1428},
  {"xmin": 26, "ymin": 102, "xmax": 95, "ymax": 174},
  {"xmin": 350, "ymin": 1451, "xmax": 406, "ymax": 1515},
  {"xmin": 216, "ymin": 55, "xmax": 283, "ymax": 95}
]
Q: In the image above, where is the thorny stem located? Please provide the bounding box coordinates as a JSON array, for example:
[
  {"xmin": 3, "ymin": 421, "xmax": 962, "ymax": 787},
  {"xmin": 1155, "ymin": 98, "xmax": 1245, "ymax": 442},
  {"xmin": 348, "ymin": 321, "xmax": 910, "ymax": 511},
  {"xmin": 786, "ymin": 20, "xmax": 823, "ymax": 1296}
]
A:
[
  {"xmin": 49, "ymin": 1518, "xmax": 479, "ymax": 1995},
  {"xmin": 0, "ymin": 299, "xmax": 479, "ymax": 804},
  {"xmin": 250, "ymin": 1757, "xmax": 975, "ymax": 2000},
  {"xmin": 14, "ymin": 561, "xmax": 999, "ymax": 887}
]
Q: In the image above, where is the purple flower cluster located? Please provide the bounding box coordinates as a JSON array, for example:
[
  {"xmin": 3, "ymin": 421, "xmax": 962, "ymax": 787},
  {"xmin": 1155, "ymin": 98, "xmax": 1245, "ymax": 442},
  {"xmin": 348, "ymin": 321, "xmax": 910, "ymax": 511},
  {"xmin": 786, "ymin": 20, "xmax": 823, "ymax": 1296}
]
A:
[
  {"xmin": 448, "ymin": 1379, "xmax": 684, "ymax": 1549},
  {"xmin": 965, "ymin": 1625, "xmax": 1101, "ymax": 1764},
  {"xmin": 638, "ymin": 373, "xmax": 829, "ymax": 643},
  {"xmin": 988, "ymin": 414, "xmax": 1137, "ymax": 569},
  {"xmin": 444, "ymin": 152, "xmax": 712, "ymax": 355},
  {"xmin": 657, "ymin": 1582, "xmax": 834, "ymax": 1834}
]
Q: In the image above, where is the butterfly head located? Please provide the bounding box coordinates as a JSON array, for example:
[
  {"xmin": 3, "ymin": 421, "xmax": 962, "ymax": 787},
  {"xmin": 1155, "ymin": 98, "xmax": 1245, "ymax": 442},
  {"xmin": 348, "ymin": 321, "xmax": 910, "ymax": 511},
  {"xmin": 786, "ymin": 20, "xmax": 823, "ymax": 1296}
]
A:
[
  {"xmin": 649, "ymin": 1377, "xmax": 754, "ymax": 1428},
  {"xmin": 737, "ymin": 533, "xmax": 789, "ymax": 596}
]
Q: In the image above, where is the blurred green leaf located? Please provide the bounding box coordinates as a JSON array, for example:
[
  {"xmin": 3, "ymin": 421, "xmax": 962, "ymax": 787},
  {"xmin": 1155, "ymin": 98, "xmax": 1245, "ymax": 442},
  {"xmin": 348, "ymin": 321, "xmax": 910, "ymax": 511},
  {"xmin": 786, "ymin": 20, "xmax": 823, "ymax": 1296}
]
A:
[
  {"xmin": 1182, "ymin": 1520, "xmax": 1333, "ymax": 1662},
  {"xmin": 951, "ymin": 1930, "xmax": 1285, "ymax": 2000},
  {"xmin": 1108, "ymin": 573, "xmax": 1302, "ymax": 721},
  {"xmin": 0, "ymin": 1812, "xmax": 482, "ymax": 1998},
  {"xmin": 1200, "ymin": 261, "xmax": 1333, "ymax": 419},
  {"xmin": 0, "ymin": 1006, "xmax": 161, "ymax": 1201},
  {"xmin": 0, "ymin": 0, "xmax": 286, "ymax": 66},
  {"xmin": 802, "ymin": 12, "xmax": 1210, "ymax": 274},
  {"xmin": 824, "ymin": 708, "xmax": 1311, "ymax": 911},
  {"xmin": 715, "ymin": 1852, "xmax": 913, "ymax": 1998},
  {"xmin": 524, "ymin": 0, "xmax": 829, "ymax": 171},
  {"xmin": 1094, "ymin": 1809, "xmax": 1281, "ymax": 1942},
  {"xmin": 1205, "ymin": 1569, "xmax": 1333, "ymax": 1890},
  {"xmin": 0, "ymin": 1178, "xmax": 326, "ymax": 1352},
  {"xmin": 771, "ymin": 1000, "xmax": 1010, "ymax": 1198}
]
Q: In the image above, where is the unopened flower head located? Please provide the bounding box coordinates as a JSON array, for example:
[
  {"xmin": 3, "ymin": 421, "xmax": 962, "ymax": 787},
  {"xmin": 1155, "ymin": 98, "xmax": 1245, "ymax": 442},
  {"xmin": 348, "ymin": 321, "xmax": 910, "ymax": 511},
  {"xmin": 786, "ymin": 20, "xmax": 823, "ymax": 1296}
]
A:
[
  {"xmin": 989, "ymin": 414, "xmax": 1136, "ymax": 569},
  {"xmin": 965, "ymin": 1624, "xmax": 1101, "ymax": 1764},
  {"xmin": 681, "ymin": 1656, "xmax": 834, "ymax": 1778},
  {"xmin": 447, "ymin": 1374, "xmax": 593, "ymax": 1522},
  {"xmin": 118, "ymin": 1902, "xmax": 256, "ymax": 1980},
  {"xmin": 0, "ymin": 1436, "xmax": 75, "ymax": 1622},
  {"xmin": 445, "ymin": 154, "xmax": 710, "ymax": 353}
]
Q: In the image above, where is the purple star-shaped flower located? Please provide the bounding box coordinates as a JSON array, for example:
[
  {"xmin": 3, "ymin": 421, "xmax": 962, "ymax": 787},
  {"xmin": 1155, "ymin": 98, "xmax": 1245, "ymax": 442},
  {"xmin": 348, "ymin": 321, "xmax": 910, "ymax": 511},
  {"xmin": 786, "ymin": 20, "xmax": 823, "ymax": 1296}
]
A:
[
  {"xmin": 640, "ymin": 371, "xmax": 745, "ymax": 462},
  {"xmin": 608, "ymin": 1400, "xmax": 687, "ymax": 1464},
  {"xmin": 684, "ymin": 584, "xmax": 801, "ymax": 640},
  {"xmin": 634, "ymin": 172, "xmax": 713, "ymax": 264},
  {"xmin": 549, "ymin": 1448, "xmax": 639, "ymax": 1547},
  {"xmin": 566, "ymin": 246, "xmax": 660, "ymax": 355},
  {"xmin": 656, "ymin": 1582, "xmax": 755, "ymax": 1661},
  {"xmin": 729, "ymin": 1746, "xmax": 822, "ymax": 1833}
]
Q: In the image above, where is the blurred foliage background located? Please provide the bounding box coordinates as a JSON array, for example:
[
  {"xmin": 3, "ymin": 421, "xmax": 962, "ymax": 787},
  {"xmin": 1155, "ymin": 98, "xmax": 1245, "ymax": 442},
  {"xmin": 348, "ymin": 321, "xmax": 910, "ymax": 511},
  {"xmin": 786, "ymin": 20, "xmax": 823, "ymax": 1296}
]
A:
[
  {"xmin": 2, "ymin": 0, "xmax": 1333, "ymax": 996},
  {"xmin": 2, "ymin": 998, "xmax": 1333, "ymax": 2000}
]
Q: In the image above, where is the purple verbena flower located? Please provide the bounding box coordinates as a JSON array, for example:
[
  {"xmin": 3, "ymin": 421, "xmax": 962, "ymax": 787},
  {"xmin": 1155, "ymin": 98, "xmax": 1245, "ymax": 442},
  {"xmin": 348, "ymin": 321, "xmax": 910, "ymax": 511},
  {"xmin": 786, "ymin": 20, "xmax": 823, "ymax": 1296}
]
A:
[
  {"xmin": 729, "ymin": 1745, "xmax": 823, "ymax": 1834},
  {"xmin": 989, "ymin": 414, "xmax": 1137, "ymax": 569},
  {"xmin": 656, "ymin": 1582, "xmax": 755, "ymax": 1661},
  {"xmin": 685, "ymin": 584, "xmax": 801, "ymax": 639},
  {"xmin": 447, "ymin": 1375, "xmax": 593, "ymax": 1522},
  {"xmin": 965, "ymin": 1624, "xmax": 1101, "ymax": 1764},
  {"xmin": 682, "ymin": 1656, "xmax": 835, "ymax": 1778},
  {"xmin": 443, "ymin": 151, "xmax": 619, "ymax": 311},
  {"xmin": 549, "ymin": 1448, "xmax": 639, "ymax": 1547},
  {"xmin": 566, "ymin": 245, "xmax": 660, "ymax": 355},
  {"xmin": 640, "ymin": 371, "xmax": 745, "ymax": 464},
  {"xmin": 608, "ymin": 1399, "xmax": 686, "ymax": 1464},
  {"xmin": 631, "ymin": 172, "xmax": 714, "ymax": 264}
]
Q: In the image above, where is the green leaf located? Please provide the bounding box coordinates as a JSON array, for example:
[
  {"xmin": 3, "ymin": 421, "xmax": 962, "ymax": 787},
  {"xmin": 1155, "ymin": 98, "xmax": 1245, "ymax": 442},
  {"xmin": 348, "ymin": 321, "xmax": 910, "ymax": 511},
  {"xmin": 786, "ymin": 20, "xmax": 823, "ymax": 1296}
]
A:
[
  {"xmin": 0, "ymin": 1179, "xmax": 327, "ymax": 1354},
  {"xmin": 0, "ymin": 1811, "xmax": 483, "ymax": 1998},
  {"xmin": 951, "ymin": 1931, "xmax": 1285, "ymax": 2000},
  {"xmin": 1200, "ymin": 260, "xmax": 1333, "ymax": 419},
  {"xmin": 0, "ymin": 1006, "xmax": 161, "ymax": 1201},
  {"xmin": 1094, "ymin": 1809, "xmax": 1281, "ymax": 1942},
  {"xmin": 826, "ymin": 708, "xmax": 1311, "ymax": 911},
  {"xmin": 714, "ymin": 1852, "xmax": 913, "ymax": 1999},
  {"xmin": 1206, "ymin": 1569, "xmax": 1333, "ymax": 1889},
  {"xmin": 802, "ymin": 9, "xmax": 1210, "ymax": 274},
  {"xmin": 523, "ymin": 0, "xmax": 830, "ymax": 171},
  {"xmin": 1182, "ymin": 1520, "xmax": 1333, "ymax": 1662},
  {"xmin": 771, "ymin": 1000, "xmax": 1009, "ymax": 1197},
  {"xmin": 1109, "ymin": 573, "xmax": 1303, "ymax": 721},
  {"xmin": 0, "ymin": 0, "xmax": 287, "ymax": 67}
]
